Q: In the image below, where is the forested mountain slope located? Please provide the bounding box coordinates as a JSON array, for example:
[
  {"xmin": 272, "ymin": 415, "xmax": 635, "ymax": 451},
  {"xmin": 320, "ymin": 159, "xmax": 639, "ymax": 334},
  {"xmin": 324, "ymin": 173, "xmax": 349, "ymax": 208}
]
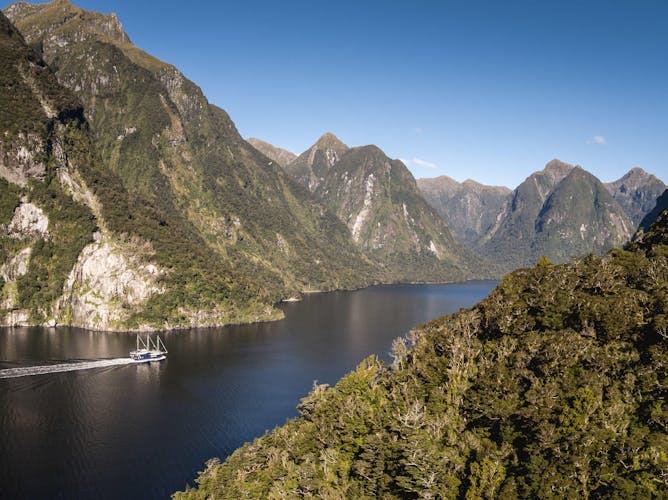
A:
[
  {"xmin": 3, "ymin": 0, "xmax": 381, "ymax": 330},
  {"xmin": 312, "ymin": 144, "xmax": 487, "ymax": 281},
  {"xmin": 176, "ymin": 211, "xmax": 668, "ymax": 499},
  {"xmin": 280, "ymin": 134, "xmax": 491, "ymax": 280},
  {"xmin": 0, "ymin": 9, "xmax": 284, "ymax": 329}
]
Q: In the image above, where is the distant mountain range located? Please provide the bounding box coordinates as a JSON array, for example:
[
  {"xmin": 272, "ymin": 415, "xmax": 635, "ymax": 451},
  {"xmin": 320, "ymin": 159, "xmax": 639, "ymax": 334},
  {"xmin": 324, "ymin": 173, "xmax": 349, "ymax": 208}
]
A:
[
  {"xmin": 414, "ymin": 159, "xmax": 664, "ymax": 273},
  {"xmin": 1, "ymin": 0, "xmax": 666, "ymax": 330},
  {"xmin": 417, "ymin": 176, "xmax": 511, "ymax": 245},
  {"xmin": 260, "ymin": 133, "xmax": 664, "ymax": 275},
  {"xmin": 605, "ymin": 167, "xmax": 666, "ymax": 226}
]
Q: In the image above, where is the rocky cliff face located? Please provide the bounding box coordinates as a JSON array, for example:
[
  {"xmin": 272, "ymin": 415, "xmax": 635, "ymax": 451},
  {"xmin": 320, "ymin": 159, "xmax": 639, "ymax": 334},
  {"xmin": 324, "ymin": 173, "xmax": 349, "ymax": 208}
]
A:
[
  {"xmin": 478, "ymin": 160, "xmax": 634, "ymax": 272},
  {"xmin": 417, "ymin": 175, "xmax": 511, "ymax": 245},
  {"xmin": 4, "ymin": 1, "xmax": 382, "ymax": 329},
  {"xmin": 0, "ymin": 10, "xmax": 171, "ymax": 329},
  {"xmin": 308, "ymin": 143, "xmax": 487, "ymax": 281},
  {"xmin": 637, "ymin": 188, "xmax": 668, "ymax": 233},
  {"xmin": 247, "ymin": 137, "xmax": 297, "ymax": 167},
  {"xmin": 55, "ymin": 233, "xmax": 164, "ymax": 330},
  {"xmin": 605, "ymin": 167, "xmax": 666, "ymax": 226}
]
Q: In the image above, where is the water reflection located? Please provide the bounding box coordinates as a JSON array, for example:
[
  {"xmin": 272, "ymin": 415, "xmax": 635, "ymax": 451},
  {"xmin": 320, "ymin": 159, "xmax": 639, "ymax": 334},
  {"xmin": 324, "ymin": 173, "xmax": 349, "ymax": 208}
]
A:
[{"xmin": 0, "ymin": 281, "xmax": 496, "ymax": 499}]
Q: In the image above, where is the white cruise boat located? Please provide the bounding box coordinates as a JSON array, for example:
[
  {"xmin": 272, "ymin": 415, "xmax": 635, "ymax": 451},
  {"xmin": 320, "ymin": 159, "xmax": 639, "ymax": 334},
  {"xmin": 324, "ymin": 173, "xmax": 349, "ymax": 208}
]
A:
[{"xmin": 130, "ymin": 335, "xmax": 167, "ymax": 363}]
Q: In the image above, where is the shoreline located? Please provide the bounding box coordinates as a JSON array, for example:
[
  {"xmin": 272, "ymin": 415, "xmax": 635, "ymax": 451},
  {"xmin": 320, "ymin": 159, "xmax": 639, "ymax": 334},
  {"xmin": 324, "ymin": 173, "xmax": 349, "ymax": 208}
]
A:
[{"xmin": 0, "ymin": 279, "xmax": 500, "ymax": 334}]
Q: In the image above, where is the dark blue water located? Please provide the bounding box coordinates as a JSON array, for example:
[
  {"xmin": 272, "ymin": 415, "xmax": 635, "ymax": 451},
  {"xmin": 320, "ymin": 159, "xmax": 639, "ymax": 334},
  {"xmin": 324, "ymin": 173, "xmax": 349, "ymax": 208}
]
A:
[{"xmin": 0, "ymin": 282, "xmax": 496, "ymax": 499}]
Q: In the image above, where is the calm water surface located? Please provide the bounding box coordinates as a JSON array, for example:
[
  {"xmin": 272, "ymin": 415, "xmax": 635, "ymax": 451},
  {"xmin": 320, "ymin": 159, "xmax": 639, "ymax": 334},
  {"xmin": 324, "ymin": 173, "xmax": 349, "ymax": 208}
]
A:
[{"xmin": 0, "ymin": 282, "xmax": 496, "ymax": 499}]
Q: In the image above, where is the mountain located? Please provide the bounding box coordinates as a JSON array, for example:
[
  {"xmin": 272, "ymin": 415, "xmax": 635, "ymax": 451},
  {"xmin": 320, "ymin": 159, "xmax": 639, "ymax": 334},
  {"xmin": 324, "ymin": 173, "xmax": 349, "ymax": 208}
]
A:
[
  {"xmin": 637, "ymin": 188, "xmax": 668, "ymax": 233},
  {"xmin": 176, "ymin": 195, "xmax": 668, "ymax": 500},
  {"xmin": 293, "ymin": 137, "xmax": 488, "ymax": 281},
  {"xmin": 2, "ymin": 1, "xmax": 380, "ymax": 330},
  {"xmin": 479, "ymin": 160, "xmax": 633, "ymax": 273},
  {"xmin": 246, "ymin": 137, "xmax": 296, "ymax": 168},
  {"xmin": 417, "ymin": 175, "xmax": 511, "ymax": 245},
  {"xmin": 605, "ymin": 167, "xmax": 666, "ymax": 226},
  {"xmin": 283, "ymin": 132, "xmax": 349, "ymax": 192}
]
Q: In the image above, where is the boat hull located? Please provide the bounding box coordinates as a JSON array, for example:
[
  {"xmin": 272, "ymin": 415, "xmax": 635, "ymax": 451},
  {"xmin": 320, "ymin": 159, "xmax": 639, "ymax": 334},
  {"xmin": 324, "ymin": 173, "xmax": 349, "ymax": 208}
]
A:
[{"xmin": 130, "ymin": 355, "xmax": 166, "ymax": 363}]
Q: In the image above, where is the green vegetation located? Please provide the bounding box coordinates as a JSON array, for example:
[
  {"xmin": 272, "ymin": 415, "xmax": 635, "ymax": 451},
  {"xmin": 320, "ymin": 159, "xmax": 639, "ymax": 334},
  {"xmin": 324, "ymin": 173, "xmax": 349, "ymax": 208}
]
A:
[
  {"xmin": 16, "ymin": 173, "xmax": 95, "ymax": 321},
  {"xmin": 5, "ymin": 1, "xmax": 381, "ymax": 328},
  {"xmin": 0, "ymin": 178, "xmax": 20, "ymax": 224},
  {"xmin": 176, "ymin": 213, "xmax": 668, "ymax": 499}
]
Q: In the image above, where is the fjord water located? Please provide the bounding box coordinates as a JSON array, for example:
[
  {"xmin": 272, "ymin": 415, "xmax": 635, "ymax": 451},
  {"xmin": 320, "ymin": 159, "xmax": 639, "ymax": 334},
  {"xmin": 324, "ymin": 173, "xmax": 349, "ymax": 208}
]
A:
[{"xmin": 0, "ymin": 282, "xmax": 495, "ymax": 499}]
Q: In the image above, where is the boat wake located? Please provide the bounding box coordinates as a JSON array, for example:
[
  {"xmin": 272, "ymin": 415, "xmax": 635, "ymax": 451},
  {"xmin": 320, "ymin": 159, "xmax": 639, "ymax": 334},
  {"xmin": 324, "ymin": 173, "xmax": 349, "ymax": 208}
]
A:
[{"xmin": 0, "ymin": 358, "xmax": 135, "ymax": 379}]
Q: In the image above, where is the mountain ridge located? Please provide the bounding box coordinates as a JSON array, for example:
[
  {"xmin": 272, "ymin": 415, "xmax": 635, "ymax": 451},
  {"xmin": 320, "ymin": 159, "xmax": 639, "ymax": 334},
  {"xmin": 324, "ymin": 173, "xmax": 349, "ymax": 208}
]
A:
[
  {"xmin": 477, "ymin": 160, "xmax": 634, "ymax": 272},
  {"xmin": 2, "ymin": 1, "xmax": 381, "ymax": 330},
  {"xmin": 246, "ymin": 137, "xmax": 297, "ymax": 167},
  {"xmin": 605, "ymin": 167, "xmax": 666, "ymax": 226}
]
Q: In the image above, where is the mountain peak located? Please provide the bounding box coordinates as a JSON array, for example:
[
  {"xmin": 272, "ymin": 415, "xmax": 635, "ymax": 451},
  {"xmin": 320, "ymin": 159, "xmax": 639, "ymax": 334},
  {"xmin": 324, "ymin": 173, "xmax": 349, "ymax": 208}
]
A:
[
  {"xmin": 315, "ymin": 132, "xmax": 347, "ymax": 149},
  {"xmin": 605, "ymin": 167, "xmax": 666, "ymax": 225},
  {"xmin": 615, "ymin": 166, "xmax": 655, "ymax": 184},
  {"xmin": 282, "ymin": 133, "xmax": 349, "ymax": 191},
  {"xmin": 5, "ymin": 0, "xmax": 131, "ymax": 47},
  {"xmin": 544, "ymin": 158, "xmax": 574, "ymax": 171},
  {"xmin": 246, "ymin": 137, "xmax": 296, "ymax": 167},
  {"xmin": 352, "ymin": 144, "xmax": 385, "ymax": 158},
  {"xmin": 628, "ymin": 166, "xmax": 648, "ymax": 176}
]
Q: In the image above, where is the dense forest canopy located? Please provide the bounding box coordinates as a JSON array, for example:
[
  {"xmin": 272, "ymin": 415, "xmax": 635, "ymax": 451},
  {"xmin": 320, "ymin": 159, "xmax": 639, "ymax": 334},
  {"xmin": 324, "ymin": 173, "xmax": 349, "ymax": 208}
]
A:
[{"xmin": 175, "ymin": 212, "xmax": 668, "ymax": 499}]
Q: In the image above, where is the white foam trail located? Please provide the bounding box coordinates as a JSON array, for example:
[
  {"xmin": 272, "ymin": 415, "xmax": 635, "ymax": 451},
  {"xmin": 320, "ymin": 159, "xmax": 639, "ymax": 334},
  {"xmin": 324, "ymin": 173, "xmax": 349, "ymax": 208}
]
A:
[{"xmin": 0, "ymin": 358, "xmax": 134, "ymax": 379}]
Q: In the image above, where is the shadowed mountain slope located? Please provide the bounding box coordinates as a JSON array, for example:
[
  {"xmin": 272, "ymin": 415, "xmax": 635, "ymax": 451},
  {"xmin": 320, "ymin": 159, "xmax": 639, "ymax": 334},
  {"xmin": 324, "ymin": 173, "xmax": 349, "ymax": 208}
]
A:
[
  {"xmin": 479, "ymin": 160, "xmax": 633, "ymax": 273},
  {"xmin": 417, "ymin": 175, "xmax": 511, "ymax": 245}
]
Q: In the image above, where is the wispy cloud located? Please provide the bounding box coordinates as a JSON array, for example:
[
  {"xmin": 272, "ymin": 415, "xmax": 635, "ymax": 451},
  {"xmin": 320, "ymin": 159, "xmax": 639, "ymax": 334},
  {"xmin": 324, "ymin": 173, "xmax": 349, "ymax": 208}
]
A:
[
  {"xmin": 587, "ymin": 135, "xmax": 607, "ymax": 145},
  {"xmin": 400, "ymin": 158, "xmax": 437, "ymax": 169}
]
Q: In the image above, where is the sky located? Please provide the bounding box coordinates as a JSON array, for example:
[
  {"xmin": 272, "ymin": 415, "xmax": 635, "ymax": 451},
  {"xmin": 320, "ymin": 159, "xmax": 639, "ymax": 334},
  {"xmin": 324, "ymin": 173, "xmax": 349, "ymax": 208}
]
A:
[{"xmin": 4, "ymin": 0, "xmax": 668, "ymax": 188}]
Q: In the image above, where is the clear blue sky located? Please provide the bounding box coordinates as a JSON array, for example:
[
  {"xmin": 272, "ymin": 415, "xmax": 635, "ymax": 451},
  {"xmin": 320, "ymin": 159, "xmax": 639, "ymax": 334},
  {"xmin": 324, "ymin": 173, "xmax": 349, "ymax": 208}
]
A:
[{"xmin": 6, "ymin": 0, "xmax": 668, "ymax": 188}]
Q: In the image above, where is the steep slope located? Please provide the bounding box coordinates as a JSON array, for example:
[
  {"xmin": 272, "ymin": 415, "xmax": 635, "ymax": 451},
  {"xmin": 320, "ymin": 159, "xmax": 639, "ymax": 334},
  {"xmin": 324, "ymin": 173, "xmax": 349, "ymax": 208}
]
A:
[
  {"xmin": 532, "ymin": 167, "xmax": 634, "ymax": 261},
  {"xmin": 246, "ymin": 137, "xmax": 296, "ymax": 168},
  {"xmin": 606, "ymin": 167, "xmax": 666, "ymax": 226},
  {"xmin": 417, "ymin": 175, "xmax": 511, "ymax": 245},
  {"xmin": 313, "ymin": 145, "xmax": 485, "ymax": 281},
  {"xmin": 479, "ymin": 160, "xmax": 633, "ymax": 272},
  {"xmin": 283, "ymin": 132, "xmax": 349, "ymax": 192},
  {"xmin": 6, "ymin": 0, "xmax": 379, "ymax": 305},
  {"xmin": 0, "ymin": 10, "xmax": 273, "ymax": 329},
  {"xmin": 480, "ymin": 159, "xmax": 573, "ymax": 248},
  {"xmin": 637, "ymin": 188, "xmax": 668, "ymax": 233},
  {"xmin": 177, "ymin": 210, "xmax": 668, "ymax": 500}
]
